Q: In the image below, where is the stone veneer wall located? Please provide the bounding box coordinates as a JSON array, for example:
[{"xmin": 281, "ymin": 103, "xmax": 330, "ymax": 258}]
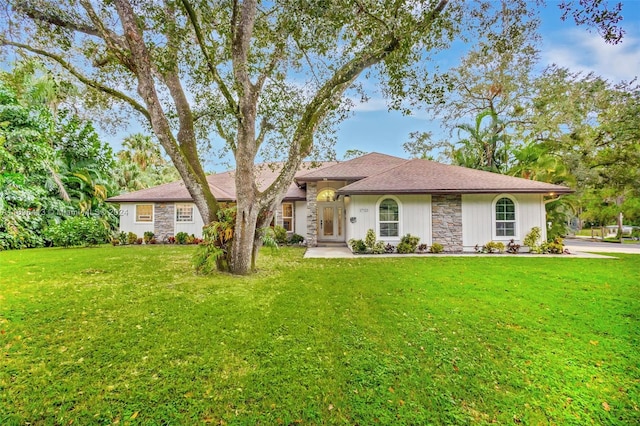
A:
[
  {"xmin": 431, "ymin": 195, "xmax": 463, "ymax": 252},
  {"xmin": 306, "ymin": 183, "xmax": 318, "ymax": 247},
  {"xmin": 154, "ymin": 203, "xmax": 175, "ymax": 239}
]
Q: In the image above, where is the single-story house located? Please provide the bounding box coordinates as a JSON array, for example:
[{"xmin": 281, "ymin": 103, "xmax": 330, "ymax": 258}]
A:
[{"xmin": 107, "ymin": 152, "xmax": 573, "ymax": 252}]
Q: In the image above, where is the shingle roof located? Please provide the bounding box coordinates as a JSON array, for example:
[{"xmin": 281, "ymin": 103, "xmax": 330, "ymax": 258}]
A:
[
  {"xmin": 107, "ymin": 153, "xmax": 573, "ymax": 203},
  {"xmin": 107, "ymin": 161, "xmax": 337, "ymax": 203},
  {"xmin": 295, "ymin": 152, "xmax": 407, "ymax": 182},
  {"xmin": 337, "ymin": 159, "xmax": 573, "ymax": 195}
]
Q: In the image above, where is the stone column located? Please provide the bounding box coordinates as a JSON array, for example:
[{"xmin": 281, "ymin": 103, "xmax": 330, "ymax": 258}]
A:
[
  {"xmin": 431, "ymin": 195, "xmax": 463, "ymax": 252},
  {"xmin": 306, "ymin": 183, "xmax": 318, "ymax": 247},
  {"xmin": 154, "ymin": 203, "xmax": 175, "ymax": 240}
]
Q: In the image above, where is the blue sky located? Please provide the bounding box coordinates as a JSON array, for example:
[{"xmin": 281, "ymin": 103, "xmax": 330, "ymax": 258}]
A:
[{"xmin": 332, "ymin": 1, "xmax": 640, "ymax": 162}]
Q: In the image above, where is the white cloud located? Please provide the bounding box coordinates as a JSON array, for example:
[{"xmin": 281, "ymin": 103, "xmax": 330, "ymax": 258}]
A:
[
  {"xmin": 346, "ymin": 96, "xmax": 389, "ymax": 112},
  {"xmin": 542, "ymin": 29, "xmax": 640, "ymax": 82}
]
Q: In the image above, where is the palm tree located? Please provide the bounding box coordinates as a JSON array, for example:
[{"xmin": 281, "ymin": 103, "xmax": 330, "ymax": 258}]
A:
[{"xmin": 452, "ymin": 110, "xmax": 510, "ymax": 173}]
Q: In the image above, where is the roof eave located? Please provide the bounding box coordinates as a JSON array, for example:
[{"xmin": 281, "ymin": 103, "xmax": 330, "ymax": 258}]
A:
[{"xmin": 337, "ymin": 188, "xmax": 574, "ymax": 195}]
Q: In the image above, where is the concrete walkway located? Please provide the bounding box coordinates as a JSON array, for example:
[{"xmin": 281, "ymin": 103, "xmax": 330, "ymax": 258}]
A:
[{"xmin": 303, "ymin": 245, "xmax": 619, "ymax": 259}]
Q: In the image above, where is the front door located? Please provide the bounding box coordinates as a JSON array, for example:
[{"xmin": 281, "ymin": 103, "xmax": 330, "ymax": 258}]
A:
[{"xmin": 318, "ymin": 203, "xmax": 344, "ymax": 242}]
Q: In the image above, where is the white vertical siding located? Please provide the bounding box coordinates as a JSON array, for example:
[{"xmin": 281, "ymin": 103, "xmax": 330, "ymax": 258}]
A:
[
  {"xmin": 294, "ymin": 201, "xmax": 307, "ymax": 236},
  {"xmin": 175, "ymin": 203, "xmax": 205, "ymax": 237},
  {"xmin": 118, "ymin": 203, "xmax": 154, "ymax": 235},
  {"xmin": 346, "ymin": 194, "xmax": 432, "ymax": 245},
  {"xmin": 462, "ymin": 193, "xmax": 546, "ymax": 251}
]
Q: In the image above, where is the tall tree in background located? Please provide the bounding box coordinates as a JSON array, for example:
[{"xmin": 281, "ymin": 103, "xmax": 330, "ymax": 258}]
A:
[
  {"xmin": 0, "ymin": 63, "xmax": 117, "ymax": 249},
  {"xmin": 115, "ymin": 134, "xmax": 179, "ymax": 191}
]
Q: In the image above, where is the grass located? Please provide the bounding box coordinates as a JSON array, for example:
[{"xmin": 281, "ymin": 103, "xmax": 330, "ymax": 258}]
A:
[
  {"xmin": 576, "ymin": 229, "xmax": 604, "ymax": 237},
  {"xmin": 1, "ymin": 246, "xmax": 639, "ymax": 425}
]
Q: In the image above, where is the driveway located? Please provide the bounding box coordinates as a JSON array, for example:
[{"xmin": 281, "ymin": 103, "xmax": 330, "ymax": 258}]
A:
[{"xmin": 564, "ymin": 237, "xmax": 640, "ymax": 254}]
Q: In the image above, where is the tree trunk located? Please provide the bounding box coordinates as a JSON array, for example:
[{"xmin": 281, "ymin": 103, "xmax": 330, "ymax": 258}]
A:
[
  {"xmin": 617, "ymin": 211, "xmax": 624, "ymax": 243},
  {"xmin": 230, "ymin": 197, "xmax": 259, "ymax": 275}
]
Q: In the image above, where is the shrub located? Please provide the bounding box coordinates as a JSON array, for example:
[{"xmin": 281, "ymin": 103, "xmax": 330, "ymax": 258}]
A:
[
  {"xmin": 175, "ymin": 231, "xmax": 189, "ymax": 245},
  {"xmin": 45, "ymin": 217, "xmax": 110, "ymax": 248},
  {"xmin": 524, "ymin": 227, "xmax": 542, "ymax": 253},
  {"xmin": 273, "ymin": 225, "xmax": 288, "ymax": 245},
  {"xmin": 348, "ymin": 238, "xmax": 367, "ymax": 254},
  {"xmin": 193, "ymin": 205, "xmax": 236, "ymax": 273},
  {"xmin": 429, "ymin": 242, "xmax": 444, "ymax": 253},
  {"xmin": 417, "ymin": 243, "xmax": 428, "ymax": 253},
  {"xmin": 541, "ymin": 236, "xmax": 564, "ymax": 254},
  {"xmin": 476, "ymin": 241, "xmax": 505, "ymax": 253},
  {"xmin": 127, "ymin": 232, "xmax": 138, "ymax": 245},
  {"xmin": 506, "ymin": 239, "xmax": 521, "ymax": 254},
  {"xmin": 384, "ymin": 243, "xmax": 395, "ymax": 253},
  {"xmin": 115, "ymin": 231, "xmax": 127, "ymax": 245},
  {"xmin": 486, "ymin": 241, "xmax": 505, "ymax": 253},
  {"xmin": 396, "ymin": 242, "xmax": 413, "ymax": 254},
  {"xmin": 143, "ymin": 231, "xmax": 154, "ymax": 243},
  {"xmin": 136, "ymin": 238, "xmax": 143, "ymax": 244},
  {"xmin": 288, "ymin": 233, "xmax": 305, "ymax": 245},
  {"xmin": 371, "ymin": 241, "xmax": 386, "ymax": 254},
  {"xmin": 397, "ymin": 234, "xmax": 420, "ymax": 254},
  {"xmin": 365, "ymin": 229, "xmax": 377, "ymax": 251}
]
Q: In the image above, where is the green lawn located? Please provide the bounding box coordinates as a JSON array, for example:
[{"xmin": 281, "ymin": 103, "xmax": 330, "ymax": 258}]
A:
[{"xmin": 1, "ymin": 246, "xmax": 638, "ymax": 425}]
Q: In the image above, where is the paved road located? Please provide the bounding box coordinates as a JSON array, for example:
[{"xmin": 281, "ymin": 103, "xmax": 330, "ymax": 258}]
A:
[{"xmin": 564, "ymin": 237, "xmax": 640, "ymax": 254}]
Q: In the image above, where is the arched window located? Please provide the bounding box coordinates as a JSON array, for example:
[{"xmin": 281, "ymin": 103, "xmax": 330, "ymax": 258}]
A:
[
  {"xmin": 495, "ymin": 196, "xmax": 516, "ymax": 237},
  {"xmin": 378, "ymin": 198, "xmax": 399, "ymax": 237},
  {"xmin": 317, "ymin": 188, "xmax": 336, "ymax": 202}
]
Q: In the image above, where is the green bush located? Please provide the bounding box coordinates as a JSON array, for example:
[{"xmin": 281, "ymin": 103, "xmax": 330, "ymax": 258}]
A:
[
  {"xmin": 45, "ymin": 216, "xmax": 110, "ymax": 248},
  {"xmin": 273, "ymin": 226, "xmax": 288, "ymax": 245},
  {"xmin": 348, "ymin": 238, "xmax": 367, "ymax": 254},
  {"xmin": 127, "ymin": 232, "xmax": 138, "ymax": 245},
  {"xmin": 288, "ymin": 233, "xmax": 305, "ymax": 245},
  {"xmin": 541, "ymin": 236, "xmax": 564, "ymax": 254},
  {"xmin": 116, "ymin": 231, "xmax": 127, "ymax": 245},
  {"xmin": 397, "ymin": 234, "xmax": 420, "ymax": 254},
  {"xmin": 524, "ymin": 227, "xmax": 542, "ymax": 253},
  {"xmin": 175, "ymin": 231, "xmax": 189, "ymax": 245},
  {"xmin": 486, "ymin": 241, "xmax": 505, "ymax": 253},
  {"xmin": 371, "ymin": 241, "xmax": 386, "ymax": 254},
  {"xmin": 365, "ymin": 229, "xmax": 377, "ymax": 250},
  {"xmin": 429, "ymin": 242, "xmax": 444, "ymax": 253},
  {"xmin": 143, "ymin": 231, "xmax": 154, "ymax": 243}
]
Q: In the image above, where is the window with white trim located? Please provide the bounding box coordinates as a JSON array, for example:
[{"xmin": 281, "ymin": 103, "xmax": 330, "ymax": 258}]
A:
[
  {"xmin": 379, "ymin": 198, "xmax": 399, "ymax": 237},
  {"xmin": 281, "ymin": 203, "xmax": 293, "ymax": 232},
  {"xmin": 135, "ymin": 204, "xmax": 153, "ymax": 222},
  {"xmin": 495, "ymin": 197, "xmax": 516, "ymax": 237},
  {"xmin": 176, "ymin": 204, "xmax": 194, "ymax": 222}
]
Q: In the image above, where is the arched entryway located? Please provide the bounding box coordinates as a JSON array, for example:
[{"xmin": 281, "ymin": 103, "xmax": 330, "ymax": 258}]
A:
[{"xmin": 316, "ymin": 188, "xmax": 345, "ymax": 243}]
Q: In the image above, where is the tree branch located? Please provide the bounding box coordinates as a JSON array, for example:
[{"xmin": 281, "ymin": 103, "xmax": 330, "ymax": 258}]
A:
[
  {"xmin": 14, "ymin": 2, "xmax": 101, "ymax": 37},
  {"xmin": 78, "ymin": 0, "xmax": 131, "ymax": 67},
  {"xmin": 179, "ymin": 0, "xmax": 238, "ymax": 115},
  {"xmin": 260, "ymin": 0, "xmax": 449, "ymax": 206},
  {"xmin": 0, "ymin": 38, "xmax": 150, "ymax": 120}
]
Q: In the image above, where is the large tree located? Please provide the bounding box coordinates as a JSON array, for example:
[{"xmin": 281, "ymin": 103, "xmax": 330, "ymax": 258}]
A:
[{"xmin": 0, "ymin": 0, "xmax": 625, "ymax": 273}]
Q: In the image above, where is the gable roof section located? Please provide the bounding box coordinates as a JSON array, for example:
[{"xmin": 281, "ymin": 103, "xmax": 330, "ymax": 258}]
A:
[
  {"xmin": 107, "ymin": 161, "xmax": 337, "ymax": 203},
  {"xmin": 337, "ymin": 159, "xmax": 573, "ymax": 195},
  {"xmin": 295, "ymin": 152, "xmax": 406, "ymax": 182}
]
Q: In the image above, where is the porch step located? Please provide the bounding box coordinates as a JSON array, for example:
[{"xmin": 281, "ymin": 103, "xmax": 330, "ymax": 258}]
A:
[{"xmin": 316, "ymin": 242, "xmax": 348, "ymax": 248}]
